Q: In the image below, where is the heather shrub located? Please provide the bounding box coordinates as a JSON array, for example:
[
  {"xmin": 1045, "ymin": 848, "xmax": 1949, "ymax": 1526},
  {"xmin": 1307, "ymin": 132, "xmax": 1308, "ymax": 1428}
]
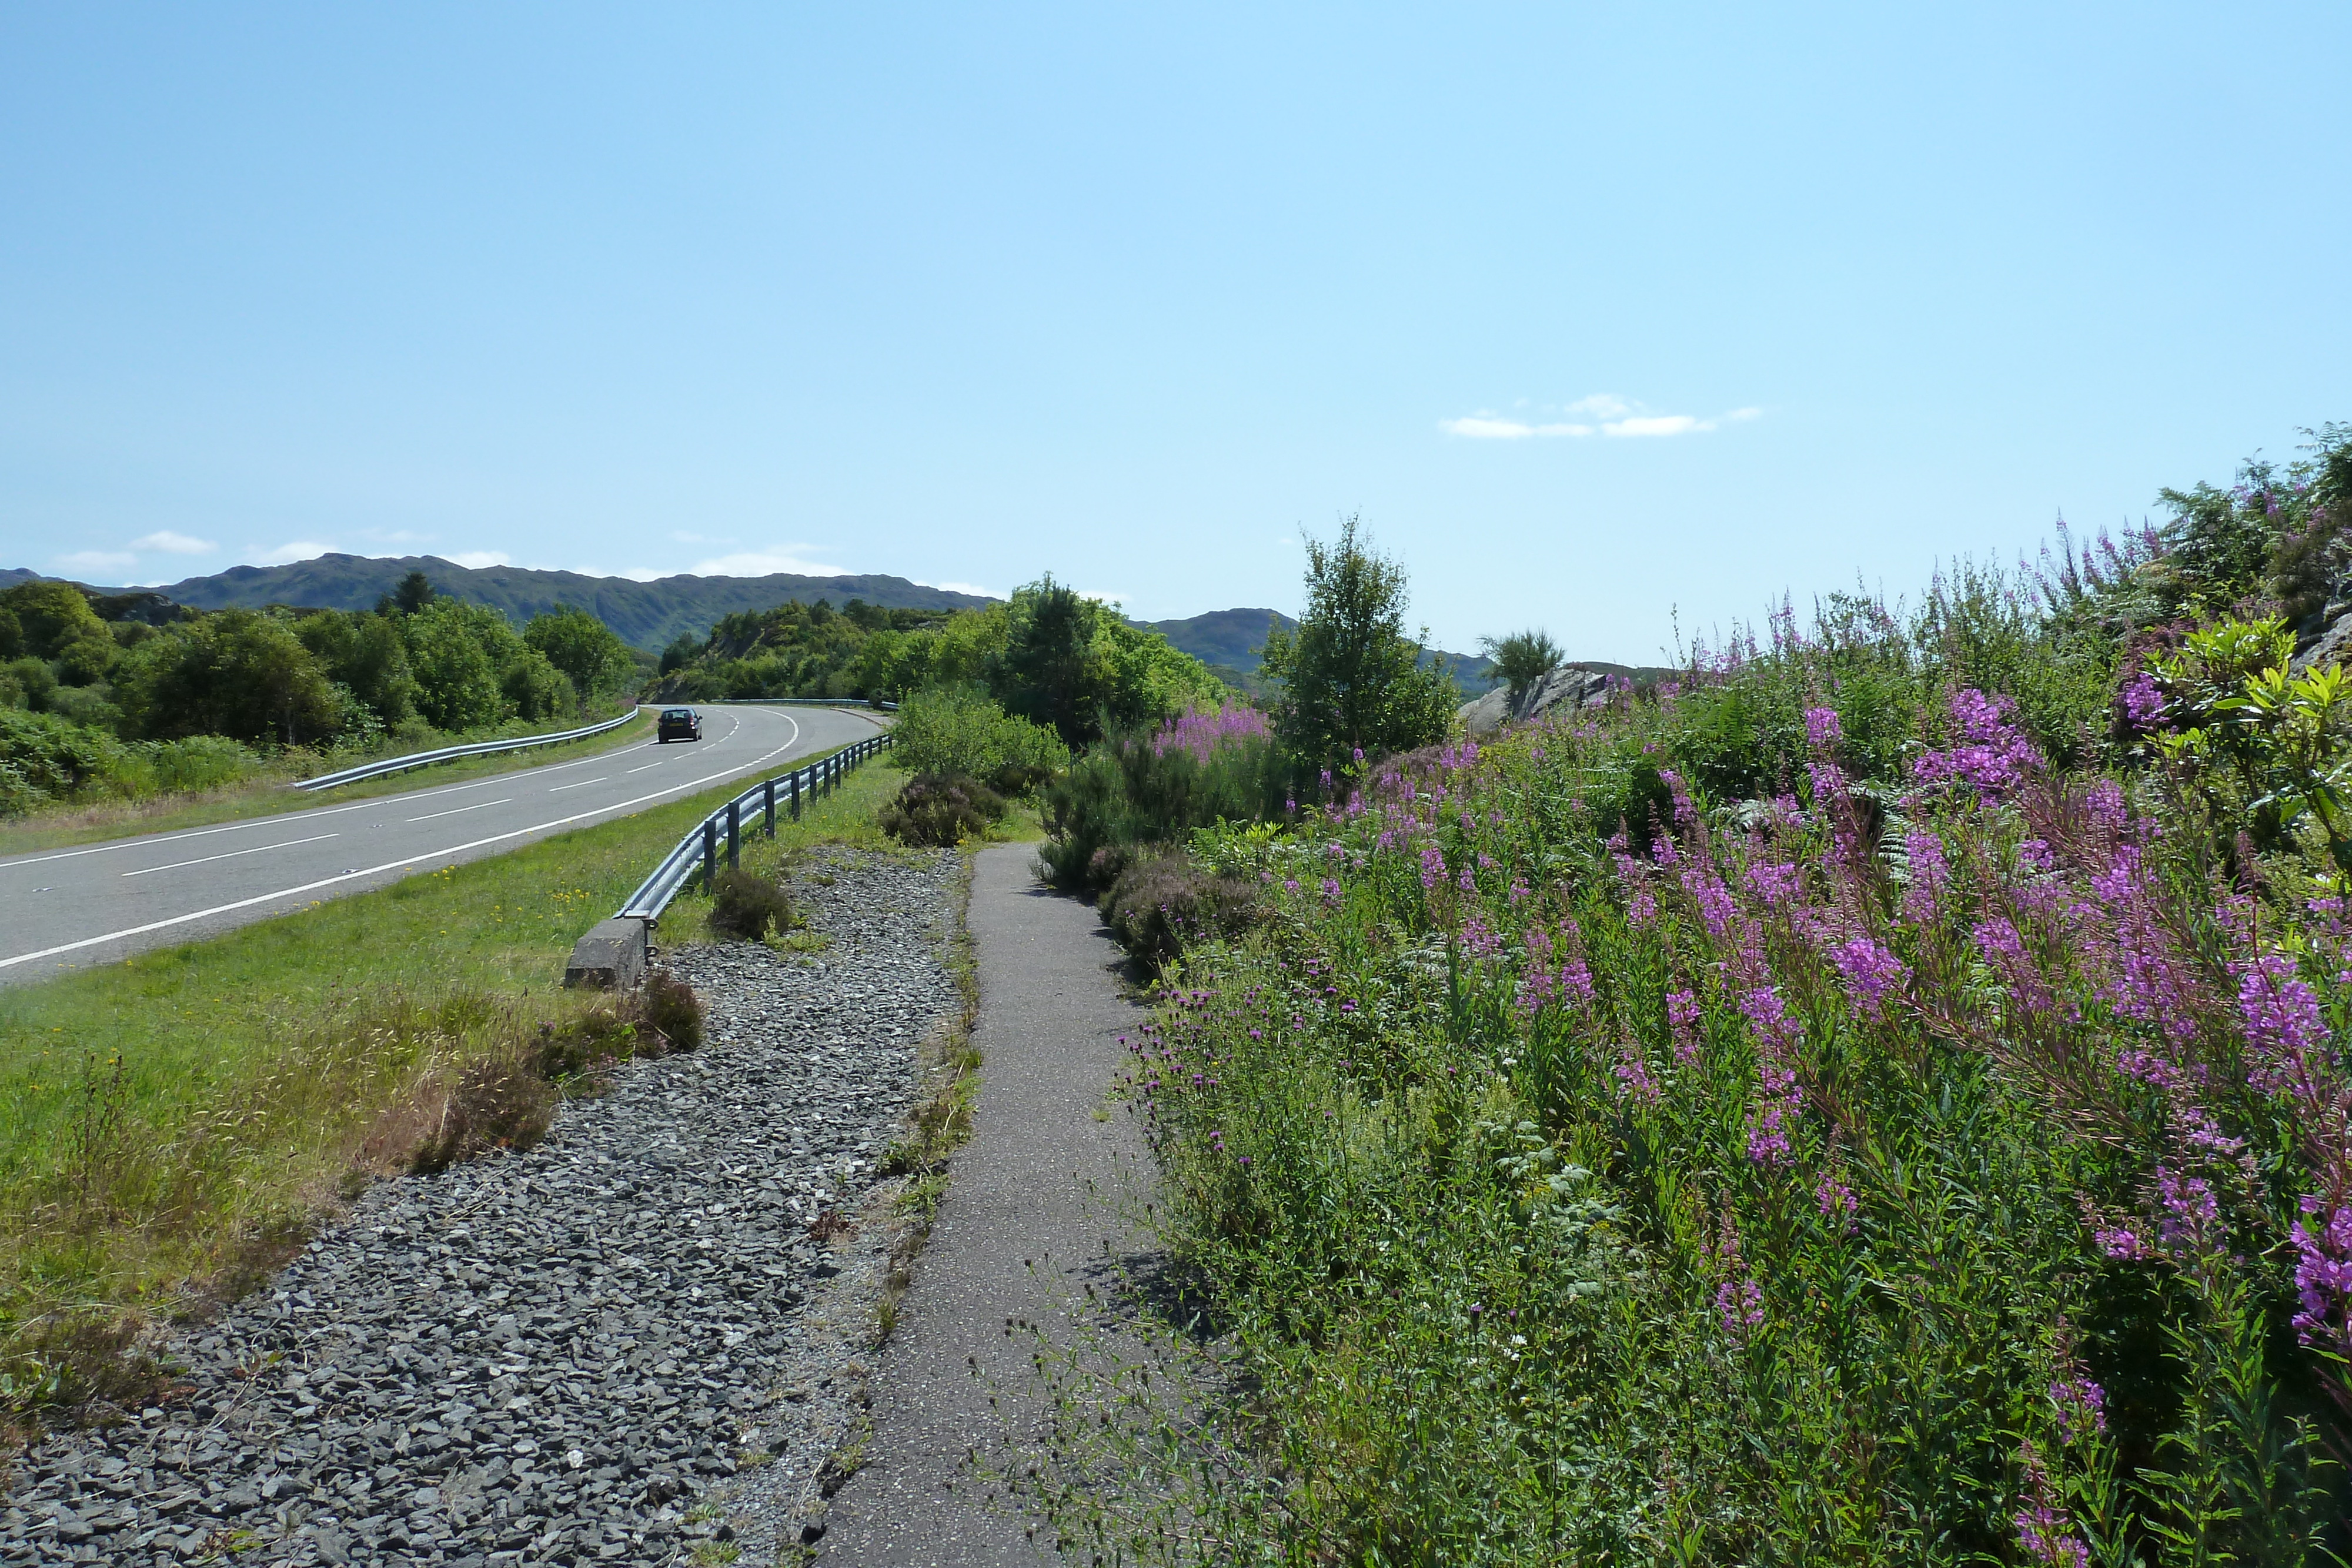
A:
[
  {"xmin": 1038, "ymin": 704, "xmax": 1285, "ymax": 888},
  {"xmin": 878, "ymin": 772, "xmax": 1005, "ymax": 847},
  {"xmin": 1095, "ymin": 852, "xmax": 1259, "ymax": 968},
  {"xmin": 640, "ymin": 969, "xmax": 704, "ymax": 1051},
  {"xmin": 709, "ymin": 867, "xmax": 794, "ymax": 939},
  {"xmin": 889, "ymin": 685, "xmax": 1070, "ymax": 788}
]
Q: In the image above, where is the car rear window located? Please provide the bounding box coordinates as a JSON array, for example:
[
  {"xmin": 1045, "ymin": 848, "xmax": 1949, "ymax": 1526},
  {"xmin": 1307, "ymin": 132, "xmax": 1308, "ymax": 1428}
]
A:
[{"xmin": 663, "ymin": 709, "xmax": 691, "ymax": 718}]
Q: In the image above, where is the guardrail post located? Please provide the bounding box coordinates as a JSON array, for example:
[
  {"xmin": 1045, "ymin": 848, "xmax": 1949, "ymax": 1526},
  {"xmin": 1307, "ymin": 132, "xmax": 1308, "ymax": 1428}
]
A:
[
  {"xmin": 702, "ymin": 818, "xmax": 718, "ymax": 892},
  {"xmin": 763, "ymin": 778, "xmax": 776, "ymax": 838},
  {"xmin": 791, "ymin": 771, "xmax": 801, "ymax": 821},
  {"xmin": 726, "ymin": 800, "xmax": 740, "ymax": 871}
]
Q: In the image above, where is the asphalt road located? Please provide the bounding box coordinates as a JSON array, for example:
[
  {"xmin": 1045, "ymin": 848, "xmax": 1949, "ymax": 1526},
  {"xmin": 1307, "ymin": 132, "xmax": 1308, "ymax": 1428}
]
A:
[{"xmin": 0, "ymin": 703, "xmax": 885, "ymax": 986}]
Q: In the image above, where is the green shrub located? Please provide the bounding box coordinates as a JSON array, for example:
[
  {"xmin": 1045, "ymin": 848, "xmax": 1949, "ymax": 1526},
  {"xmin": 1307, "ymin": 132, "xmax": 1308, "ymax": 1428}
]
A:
[
  {"xmin": 890, "ymin": 686, "xmax": 1070, "ymax": 787},
  {"xmin": 142, "ymin": 734, "xmax": 257, "ymax": 794},
  {"xmin": 878, "ymin": 773, "xmax": 1005, "ymax": 847},
  {"xmin": 1095, "ymin": 852, "xmax": 1260, "ymax": 969},
  {"xmin": 1038, "ymin": 727, "xmax": 1285, "ymax": 890},
  {"xmin": 0, "ymin": 709, "xmax": 132, "ymax": 808},
  {"xmin": 710, "ymin": 867, "xmax": 794, "ymax": 940}
]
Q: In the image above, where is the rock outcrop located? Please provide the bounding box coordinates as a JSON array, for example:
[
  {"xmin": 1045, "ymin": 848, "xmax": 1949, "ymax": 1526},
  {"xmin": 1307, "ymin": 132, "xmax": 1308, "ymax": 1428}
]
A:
[{"xmin": 1458, "ymin": 665, "xmax": 1612, "ymax": 735}]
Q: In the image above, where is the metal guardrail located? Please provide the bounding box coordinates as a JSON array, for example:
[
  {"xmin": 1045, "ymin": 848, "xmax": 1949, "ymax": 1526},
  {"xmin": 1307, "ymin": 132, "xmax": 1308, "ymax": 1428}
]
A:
[
  {"xmin": 712, "ymin": 696, "xmax": 900, "ymax": 712},
  {"xmin": 292, "ymin": 708, "xmax": 644, "ymax": 791},
  {"xmin": 617, "ymin": 732, "xmax": 893, "ymax": 922}
]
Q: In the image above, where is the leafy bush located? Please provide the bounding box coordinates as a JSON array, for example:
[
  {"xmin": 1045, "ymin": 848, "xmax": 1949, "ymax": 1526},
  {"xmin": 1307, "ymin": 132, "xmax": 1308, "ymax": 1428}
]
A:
[
  {"xmin": 1095, "ymin": 852, "xmax": 1259, "ymax": 968},
  {"xmin": 878, "ymin": 773, "xmax": 1005, "ymax": 847},
  {"xmin": 889, "ymin": 686, "xmax": 1070, "ymax": 787},
  {"xmin": 0, "ymin": 708, "xmax": 132, "ymax": 809},
  {"xmin": 142, "ymin": 734, "xmax": 257, "ymax": 794},
  {"xmin": 710, "ymin": 867, "xmax": 794, "ymax": 940}
]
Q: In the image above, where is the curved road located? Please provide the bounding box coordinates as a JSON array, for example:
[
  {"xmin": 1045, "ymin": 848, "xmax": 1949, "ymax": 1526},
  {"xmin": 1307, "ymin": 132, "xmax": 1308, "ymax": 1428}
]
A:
[{"xmin": 0, "ymin": 703, "xmax": 884, "ymax": 986}]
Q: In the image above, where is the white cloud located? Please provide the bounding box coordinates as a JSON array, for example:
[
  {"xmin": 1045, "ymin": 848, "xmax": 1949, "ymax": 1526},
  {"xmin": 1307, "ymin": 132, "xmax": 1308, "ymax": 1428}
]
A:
[
  {"xmin": 1603, "ymin": 414, "xmax": 1701, "ymax": 438},
  {"xmin": 446, "ymin": 550, "xmax": 513, "ymax": 570},
  {"xmin": 253, "ymin": 540, "xmax": 334, "ymax": 566},
  {"xmin": 918, "ymin": 579, "xmax": 1007, "ymax": 599},
  {"xmin": 1442, "ymin": 397, "xmax": 1763, "ymax": 442},
  {"xmin": 129, "ymin": 530, "xmax": 217, "ymax": 554},
  {"xmin": 56, "ymin": 550, "xmax": 136, "ymax": 574},
  {"xmin": 687, "ymin": 548, "xmax": 846, "ymax": 578}
]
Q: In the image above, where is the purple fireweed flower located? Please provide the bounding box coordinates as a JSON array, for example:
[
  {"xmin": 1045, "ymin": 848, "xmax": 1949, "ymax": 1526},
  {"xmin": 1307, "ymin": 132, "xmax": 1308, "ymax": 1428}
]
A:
[
  {"xmin": 2236, "ymin": 951, "xmax": 2330, "ymax": 1099},
  {"xmin": 1746, "ymin": 861, "xmax": 1806, "ymax": 911},
  {"xmin": 2050, "ymin": 1378, "xmax": 2106, "ymax": 1443},
  {"xmin": 2014, "ymin": 1445, "xmax": 2090, "ymax": 1568},
  {"xmin": 1815, "ymin": 1171, "xmax": 1858, "ymax": 1232},
  {"xmin": 1683, "ymin": 865, "xmax": 1738, "ymax": 940},
  {"xmin": 2155, "ymin": 1165, "xmax": 2220, "ymax": 1255},
  {"xmin": 1151, "ymin": 702, "xmax": 1272, "ymax": 761},
  {"xmin": 1460, "ymin": 917, "xmax": 1503, "ymax": 960},
  {"xmin": 1321, "ymin": 877, "xmax": 1341, "ymax": 907},
  {"xmin": 2291, "ymin": 1199, "xmax": 2352, "ymax": 1352},
  {"xmin": 1661, "ymin": 767, "xmax": 1698, "ymax": 829},
  {"xmin": 1745, "ymin": 1065, "xmax": 1802, "ymax": 1168},
  {"xmin": 1612, "ymin": 1038, "xmax": 1661, "ymax": 1105},
  {"xmin": 1902, "ymin": 831, "xmax": 1950, "ymax": 926},
  {"xmin": 2119, "ymin": 671, "xmax": 2162, "ymax": 732},
  {"xmin": 1456, "ymin": 865, "xmax": 1476, "ymax": 892},
  {"xmin": 1716, "ymin": 1277, "xmax": 1765, "ymax": 1332},
  {"xmin": 1419, "ymin": 844, "xmax": 1445, "ymax": 890},
  {"xmin": 1804, "ymin": 706, "xmax": 1842, "ymax": 749},
  {"xmin": 1973, "ymin": 914, "xmax": 2056, "ymax": 1018},
  {"xmin": 1913, "ymin": 687, "xmax": 2040, "ymax": 801},
  {"xmin": 1829, "ymin": 935, "xmax": 1911, "ymax": 1021},
  {"xmin": 1666, "ymin": 988, "xmax": 1703, "ymax": 1065}
]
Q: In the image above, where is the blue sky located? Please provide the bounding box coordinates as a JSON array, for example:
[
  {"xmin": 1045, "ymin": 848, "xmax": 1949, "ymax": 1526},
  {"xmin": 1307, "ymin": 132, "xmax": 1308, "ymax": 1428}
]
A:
[{"xmin": 3, "ymin": 4, "xmax": 2345, "ymax": 660}]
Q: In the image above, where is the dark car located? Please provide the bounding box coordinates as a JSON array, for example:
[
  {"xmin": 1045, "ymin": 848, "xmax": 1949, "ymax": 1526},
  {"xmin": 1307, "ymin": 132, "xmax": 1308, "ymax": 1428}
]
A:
[{"xmin": 656, "ymin": 707, "xmax": 703, "ymax": 743}]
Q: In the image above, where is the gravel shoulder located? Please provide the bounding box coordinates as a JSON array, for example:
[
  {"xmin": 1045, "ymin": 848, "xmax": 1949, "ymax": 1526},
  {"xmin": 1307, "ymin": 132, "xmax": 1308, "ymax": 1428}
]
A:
[{"xmin": 1, "ymin": 845, "xmax": 961, "ymax": 1568}]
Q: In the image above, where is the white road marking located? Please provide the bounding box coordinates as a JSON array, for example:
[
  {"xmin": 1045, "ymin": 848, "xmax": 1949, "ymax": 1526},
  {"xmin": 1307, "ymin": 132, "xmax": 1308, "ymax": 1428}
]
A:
[
  {"xmin": 2, "ymin": 709, "xmax": 807, "ymax": 970},
  {"xmin": 0, "ymin": 723, "xmax": 659, "ymax": 870},
  {"xmin": 406, "ymin": 798, "xmax": 514, "ymax": 824},
  {"xmin": 546, "ymin": 777, "xmax": 609, "ymax": 793},
  {"xmin": 121, "ymin": 833, "xmax": 340, "ymax": 879},
  {"xmin": 624, "ymin": 761, "xmax": 665, "ymax": 774}
]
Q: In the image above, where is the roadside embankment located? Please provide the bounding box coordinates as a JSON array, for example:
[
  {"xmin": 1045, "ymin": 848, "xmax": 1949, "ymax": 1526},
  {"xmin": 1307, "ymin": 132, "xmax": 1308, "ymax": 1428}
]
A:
[{"xmin": 0, "ymin": 843, "xmax": 960, "ymax": 1566}]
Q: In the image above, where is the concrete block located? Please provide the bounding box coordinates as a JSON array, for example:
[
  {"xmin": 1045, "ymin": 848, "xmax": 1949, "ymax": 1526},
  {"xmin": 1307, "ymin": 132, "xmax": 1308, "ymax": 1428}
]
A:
[{"xmin": 564, "ymin": 917, "xmax": 648, "ymax": 990}]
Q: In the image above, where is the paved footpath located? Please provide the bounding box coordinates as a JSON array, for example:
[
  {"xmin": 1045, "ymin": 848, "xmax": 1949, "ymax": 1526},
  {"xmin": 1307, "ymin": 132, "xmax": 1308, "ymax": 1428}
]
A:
[{"xmin": 818, "ymin": 843, "xmax": 1150, "ymax": 1565}]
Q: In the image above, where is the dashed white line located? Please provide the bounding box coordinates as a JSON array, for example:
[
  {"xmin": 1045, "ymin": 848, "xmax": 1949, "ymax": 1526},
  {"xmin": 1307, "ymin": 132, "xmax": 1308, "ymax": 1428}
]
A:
[
  {"xmin": 406, "ymin": 798, "xmax": 514, "ymax": 824},
  {"xmin": 121, "ymin": 833, "xmax": 341, "ymax": 879},
  {"xmin": 546, "ymin": 777, "xmax": 609, "ymax": 793}
]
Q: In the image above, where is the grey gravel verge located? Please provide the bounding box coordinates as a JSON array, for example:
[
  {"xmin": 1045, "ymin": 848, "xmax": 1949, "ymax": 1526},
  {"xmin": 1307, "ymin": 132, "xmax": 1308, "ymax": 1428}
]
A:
[{"xmin": 0, "ymin": 845, "xmax": 959, "ymax": 1568}]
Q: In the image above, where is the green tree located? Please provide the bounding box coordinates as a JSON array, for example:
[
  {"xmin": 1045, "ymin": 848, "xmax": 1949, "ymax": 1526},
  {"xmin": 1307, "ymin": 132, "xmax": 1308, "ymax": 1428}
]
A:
[
  {"xmin": 377, "ymin": 570, "xmax": 438, "ymax": 617},
  {"xmin": 296, "ymin": 611, "xmax": 419, "ymax": 727},
  {"xmin": 402, "ymin": 601, "xmax": 512, "ymax": 731},
  {"xmin": 0, "ymin": 581, "xmax": 108, "ymax": 658},
  {"xmin": 523, "ymin": 606, "xmax": 634, "ymax": 706},
  {"xmin": 113, "ymin": 610, "xmax": 345, "ymax": 745},
  {"xmin": 1259, "ymin": 516, "xmax": 1458, "ymax": 776},
  {"xmin": 1477, "ymin": 627, "xmax": 1562, "ymax": 702},
  {"xmin": 499, "ymin": 647, "xmax": 576, "ymax": 721}
]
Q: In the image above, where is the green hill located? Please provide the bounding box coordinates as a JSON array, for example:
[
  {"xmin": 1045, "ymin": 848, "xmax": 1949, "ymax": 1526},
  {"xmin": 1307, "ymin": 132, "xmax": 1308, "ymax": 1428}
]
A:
[{"xmin": 66, "ymin": 554, "xmax": 994, "ymax": 651}]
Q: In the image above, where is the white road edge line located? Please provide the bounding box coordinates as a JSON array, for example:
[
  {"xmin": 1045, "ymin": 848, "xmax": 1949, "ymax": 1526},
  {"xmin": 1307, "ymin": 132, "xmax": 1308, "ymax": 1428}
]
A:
[
  {"xmin": 406, "ymin": 798, "xmax": 514, "ymax": 824},
  {"xmin": 0, "ymin": 730, "xmax": 661, "ymax": 870},
  {"xmin": 2, "ymin": 710, "xmax": 806, "ymax": 971},
  {"xmin": 121, "ymin": 833, "xmax": 341, "ymax": 879}
]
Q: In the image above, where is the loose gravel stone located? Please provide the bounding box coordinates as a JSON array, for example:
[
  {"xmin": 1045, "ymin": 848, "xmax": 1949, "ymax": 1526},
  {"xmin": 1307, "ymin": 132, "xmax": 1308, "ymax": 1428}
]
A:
[{"xmin": 0, "ymin": 846, "xmax": 960, "ymax": 1567}]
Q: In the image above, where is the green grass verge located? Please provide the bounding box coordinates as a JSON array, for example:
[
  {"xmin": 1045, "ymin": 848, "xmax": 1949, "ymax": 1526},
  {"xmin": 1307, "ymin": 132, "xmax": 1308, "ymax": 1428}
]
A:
[
  {"xmin": 0, "ymin": 708, "xmax": 655, "ymax": 856},
  {"xmin": 0, "ymin": 738, "xmax": 891, "ymax": 1420}
]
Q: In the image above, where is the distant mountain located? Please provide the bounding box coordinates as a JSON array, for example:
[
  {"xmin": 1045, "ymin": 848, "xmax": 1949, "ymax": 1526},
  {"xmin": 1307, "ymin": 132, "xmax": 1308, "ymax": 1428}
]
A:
[
  {"xmin": 1142, "ymin": 607, "xmax": 1501, "ymax": 697},
  {"xmin": 51, "ymin": 554, "xmax": 994, "ymax": 651}
]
